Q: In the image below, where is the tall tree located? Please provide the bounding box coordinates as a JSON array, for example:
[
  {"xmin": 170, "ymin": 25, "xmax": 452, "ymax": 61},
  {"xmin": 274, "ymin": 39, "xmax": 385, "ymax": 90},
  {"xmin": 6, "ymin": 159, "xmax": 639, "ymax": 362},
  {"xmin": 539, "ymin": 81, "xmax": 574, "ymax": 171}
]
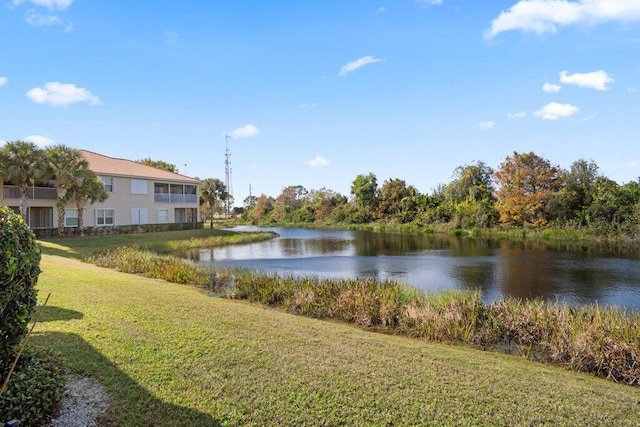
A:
[
  {"xmin": 200, "ymin": 178, "xmax": 227, "ymax": 227},
  {"xmin": 68, "ymin": 169, "xmax": 108, "ymax": 236},
  {"xmin": 243, "ymin": 195, "xmax": 257, "ymax": 210},
  {"xmin": 444, "ymin": 162, "xmax": 497, "ymax": 228},
  {"xmin": 351, "ymin": 173, "xmax": 378, "ymax": 222},
  {"xmin": 494, "ymin": 151, "xmax": 560, "ymax": 227},
  {"xmin": 351, "ymin": 173, "xmax": 378, "ymax": 209},
  {"xmin": 0, "ymin": 141, "xmax": 48, "ymax": 221},
  {"xmin": 308, "ymin": 188, "xmax": 346, "ymax": 223},
  {"xmin": 273, "ymin": 185, "xmax": 308, "ymax": 221},
  {"xmin": 444, "ymin": 161, "xmax": 495, "ymax": 203},
  {"xmin": 253, "ymin": 194, "xmax": 274, "ymax": 223},
  {"xmin": 547, "ymin": 159, "xmax": 600, "ymax": 225},
  {"xmin": 137, "ymin": 158, "xmax": 178, "ymax": 173},
  {"xmin": 375, "ymin": 178, "xmax": 418, "ymax": 221},
  {"xmin": 47, "ymin": 145, "xmax": 90, "ymax": 237}
]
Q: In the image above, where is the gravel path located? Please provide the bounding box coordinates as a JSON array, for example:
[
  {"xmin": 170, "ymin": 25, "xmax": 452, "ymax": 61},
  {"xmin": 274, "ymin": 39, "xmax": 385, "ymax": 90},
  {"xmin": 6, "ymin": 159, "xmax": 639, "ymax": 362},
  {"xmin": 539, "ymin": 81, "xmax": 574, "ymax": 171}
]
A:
[{"xmin": 49, "ymin": 375, "xmax": 109, "ymax": 427}]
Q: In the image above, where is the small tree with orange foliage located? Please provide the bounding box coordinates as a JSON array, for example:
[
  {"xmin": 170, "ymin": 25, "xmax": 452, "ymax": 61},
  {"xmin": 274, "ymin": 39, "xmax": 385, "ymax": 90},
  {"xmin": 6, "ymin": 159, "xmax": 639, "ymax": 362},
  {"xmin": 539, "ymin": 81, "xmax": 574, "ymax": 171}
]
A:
[{"xmin": 494, "ymin": 151, "xmax": 560, "ymax": 227}]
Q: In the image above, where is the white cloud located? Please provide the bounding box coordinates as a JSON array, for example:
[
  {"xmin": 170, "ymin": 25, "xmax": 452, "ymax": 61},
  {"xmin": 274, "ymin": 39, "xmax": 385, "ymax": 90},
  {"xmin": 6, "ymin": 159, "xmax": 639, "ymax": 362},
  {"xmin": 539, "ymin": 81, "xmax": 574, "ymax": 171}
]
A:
[
  {"xmin": 305, "ymin": 156, "xmax": 330, "ymax": 168},
  {"xmin": 0, "ymin": 77, "xmax": 7, "ymax": 87},
  {"xmin": 479, "ymin": 121, "xmax": 495, "ymax": 130},
  {"xmin": 628, "ymin": 87, "xmax": 637, "ymax": 93},
  {"xmin": 12, "ymin": 0, "xmax": 73, "ymax": 10},
  {"xmin": 26, "ymin": 11, "xmax": 62, "ymax": 27},
  {"xmin": 486, "ymin": 0, "xmax": 640, "ymax": 38},
  {"xmin": 543, "ymin": 83, "xmax": 562, "ymax": 93},
  {"xmin": 25, "ymin": 135, "xmax": 55, "ymax": 147},
  {"xmin": 415, "ymin": 0, "xmax": 443, "ymax": 5},
  {"xmin": 507, "ymin": 111, "xmax": 527, "ymax": 119},
  {"xmin": 298, "ymin": 103, "xmax": 317, "ymax": 109},
  {"xmin": 533, "ymin": 102, "xmax": 579, "ymax": 120},
  {"xmin": 559, "ymin": 70, "xmax": 613, "ymax": 90},
  {"xmin": 26, "ymin": 82, "xmax": 100, "ymax": 107},
  {"xmin": 338, "ymin": 56, "xmax": 383, "ymax": 77},
  {"xmin": 229, "ymin": 124, "xmax": 260, "ymax": 139}
]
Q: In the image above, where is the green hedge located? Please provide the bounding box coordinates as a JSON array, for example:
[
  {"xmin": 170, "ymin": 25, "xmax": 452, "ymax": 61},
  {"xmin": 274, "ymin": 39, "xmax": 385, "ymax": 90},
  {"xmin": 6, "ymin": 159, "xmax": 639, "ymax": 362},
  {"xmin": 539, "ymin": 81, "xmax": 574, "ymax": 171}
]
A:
[
  {"xmin": 0, "ymin": 348, "xmax": 66, "ymax": 427},
  {"xmin": 1, "ymin": 206, "xmax": 66, "ymax": 426},
  {"xmin": 0, "ymin": 206, "xmax": 40, "ymax": 368}
]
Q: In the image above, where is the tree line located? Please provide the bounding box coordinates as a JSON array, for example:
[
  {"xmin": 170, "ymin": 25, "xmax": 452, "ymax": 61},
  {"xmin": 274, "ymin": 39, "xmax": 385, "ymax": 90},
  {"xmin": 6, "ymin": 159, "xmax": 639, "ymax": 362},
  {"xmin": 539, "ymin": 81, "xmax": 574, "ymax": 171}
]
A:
[{"xmin": 234, "ymin": 151, "xmax": 640, "ymax": 236}]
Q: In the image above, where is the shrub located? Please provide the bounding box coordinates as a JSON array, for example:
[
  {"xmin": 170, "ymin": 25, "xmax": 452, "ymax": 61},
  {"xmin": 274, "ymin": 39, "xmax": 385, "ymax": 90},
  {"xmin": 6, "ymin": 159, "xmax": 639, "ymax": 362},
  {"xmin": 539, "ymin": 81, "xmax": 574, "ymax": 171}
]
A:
[
  {"xmin": 1, "ymin": 206, "xmax": 40, "ymax": 372},
  {"xmin": 1, "ymin": 206, "xmax": 65, "ymax": 426},
  {"xmin": 0, "ymin": 347, "xmax": 66, "ymax": 426}
]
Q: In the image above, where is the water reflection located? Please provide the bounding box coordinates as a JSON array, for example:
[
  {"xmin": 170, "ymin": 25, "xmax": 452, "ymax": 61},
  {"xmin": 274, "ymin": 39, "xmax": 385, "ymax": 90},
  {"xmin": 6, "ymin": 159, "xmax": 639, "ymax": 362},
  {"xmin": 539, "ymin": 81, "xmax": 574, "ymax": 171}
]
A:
[{"xmin": 179, "ymin": 226, "xmax": 640, "ymax": 310}]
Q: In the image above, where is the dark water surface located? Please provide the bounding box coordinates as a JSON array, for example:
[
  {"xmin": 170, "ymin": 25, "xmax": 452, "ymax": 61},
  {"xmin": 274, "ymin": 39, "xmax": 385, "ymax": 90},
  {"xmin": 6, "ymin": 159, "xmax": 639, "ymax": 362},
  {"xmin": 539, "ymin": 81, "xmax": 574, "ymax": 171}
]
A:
[{"xmin": 186, "ymin": 226, "xmax": 640, "ymax": 310}]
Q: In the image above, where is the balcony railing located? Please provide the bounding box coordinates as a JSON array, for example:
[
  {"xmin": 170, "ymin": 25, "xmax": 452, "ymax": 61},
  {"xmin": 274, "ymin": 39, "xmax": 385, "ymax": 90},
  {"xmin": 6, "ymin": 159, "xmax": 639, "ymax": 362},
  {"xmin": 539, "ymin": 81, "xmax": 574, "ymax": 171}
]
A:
[
  {"xmin": 3, "ymin": 185, "xmax": 57, "ymax": 200},
  {"xmin": 154, "ymin": 193, "xmax": 198, "ymax": 204}
]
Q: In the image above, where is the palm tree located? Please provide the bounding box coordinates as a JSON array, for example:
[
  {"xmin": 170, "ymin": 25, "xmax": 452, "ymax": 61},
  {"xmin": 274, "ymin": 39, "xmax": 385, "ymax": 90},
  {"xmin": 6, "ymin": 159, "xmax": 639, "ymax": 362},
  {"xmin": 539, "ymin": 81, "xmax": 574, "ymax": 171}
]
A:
[
  {"xmin": 68, "ymin": 169, "xmax": 108, "ymax": 236},
  {"xmin": 0, "ymin": 141, "xmax": 48, "ymax": 221},
  {"xmin": 46, "ymin": 145, "xmax": 91, "ymax": 237},
  {"xmin": 200, "ymin": 178, "xmax": 227, "ymax": 227}
]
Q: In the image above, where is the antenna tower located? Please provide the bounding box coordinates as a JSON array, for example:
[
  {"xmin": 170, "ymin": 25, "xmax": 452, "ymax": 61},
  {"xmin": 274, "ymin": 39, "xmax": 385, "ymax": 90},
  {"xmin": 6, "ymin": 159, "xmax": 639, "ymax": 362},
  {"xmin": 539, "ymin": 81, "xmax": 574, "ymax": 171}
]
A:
[{"xmin": 224, "ymin": 135, "xmax": 233, "ymax": 217}]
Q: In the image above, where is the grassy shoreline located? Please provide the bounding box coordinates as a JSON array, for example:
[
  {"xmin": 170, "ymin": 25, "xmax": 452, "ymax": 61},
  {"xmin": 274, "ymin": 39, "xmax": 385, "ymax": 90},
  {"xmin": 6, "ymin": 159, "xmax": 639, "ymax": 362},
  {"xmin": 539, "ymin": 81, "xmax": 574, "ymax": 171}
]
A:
[
  {"xmin": 33, "ymin": 229, "xmax": 640, "ymax": 424},
  {"xmin": 230, "ymin": 219, "xmax": 640, "ymax": 247},
  {"xmin": 34, "ymin": 252, "xmax": 640, "ymax": 425}
]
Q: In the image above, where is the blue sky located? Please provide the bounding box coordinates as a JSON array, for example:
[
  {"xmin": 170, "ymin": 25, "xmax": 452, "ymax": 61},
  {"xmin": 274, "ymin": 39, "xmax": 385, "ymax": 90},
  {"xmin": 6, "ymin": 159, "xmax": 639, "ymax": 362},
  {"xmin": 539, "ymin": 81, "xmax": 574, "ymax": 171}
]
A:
[{"xmin": 1, "ymin": 0, "xmax": 639, "ymax": 205}]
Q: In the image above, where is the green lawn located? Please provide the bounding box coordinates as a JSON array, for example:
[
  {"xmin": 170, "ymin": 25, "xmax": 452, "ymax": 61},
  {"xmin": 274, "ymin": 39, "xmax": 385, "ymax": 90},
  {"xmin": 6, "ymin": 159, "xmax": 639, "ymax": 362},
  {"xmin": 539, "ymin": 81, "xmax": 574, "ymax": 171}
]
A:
[{"xmin": 33, "ymin": 234, "xmax": 640, "ymax": 426}]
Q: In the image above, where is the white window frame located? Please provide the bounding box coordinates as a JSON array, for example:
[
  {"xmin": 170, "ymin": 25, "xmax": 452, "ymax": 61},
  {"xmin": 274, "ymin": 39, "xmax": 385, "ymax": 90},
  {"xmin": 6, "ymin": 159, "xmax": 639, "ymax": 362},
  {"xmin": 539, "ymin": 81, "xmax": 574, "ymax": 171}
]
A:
[
  {"xmin": 157, "ymin": 209, "xmax": 169, "ymax": 224},
  {"xmin": 64, "ymin": 209, "xmax": 78, "ymax": 227},
  {"xmin": 96, "ymin": 209, "xmax": 115, "ymax": 226},
  {"xmin": 130, "ymin": 179, "xmax": 148, "ymax": 195},
  {"xmin": 130, "ymin": 208, "xmax": 149, "ymax": 225},
  {"xmin": 101, "ymin": 176, "xmax": 115, "ymax": 193}
]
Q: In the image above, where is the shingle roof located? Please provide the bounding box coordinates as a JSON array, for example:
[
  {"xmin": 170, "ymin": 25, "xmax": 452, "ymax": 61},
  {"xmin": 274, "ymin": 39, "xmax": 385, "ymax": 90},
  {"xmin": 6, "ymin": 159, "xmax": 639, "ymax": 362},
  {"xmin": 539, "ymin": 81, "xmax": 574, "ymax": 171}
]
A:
[{"xmin": 80, "ymin": 150, "xmax": 200, "ymax": 184}]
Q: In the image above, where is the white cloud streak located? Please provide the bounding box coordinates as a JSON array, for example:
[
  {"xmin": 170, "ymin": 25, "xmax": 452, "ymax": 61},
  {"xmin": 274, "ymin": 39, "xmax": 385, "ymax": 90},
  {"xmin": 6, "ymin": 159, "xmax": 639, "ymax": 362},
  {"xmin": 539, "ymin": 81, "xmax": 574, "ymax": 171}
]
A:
[
  {"xmin": 12, "ymin": 0, "xmax": 72, "ymax": 10},
  {"xmin": 338, "ymin": 56, "xmax": 383, "ymax": 77},
  {"xmin": 305, "ymin": 156, "xmax": 330, "ymax": 168},
  {"xmin": 479, "ymin": 121, "xmax": 495, "ymax": 130},
  {"xmin": 25, "ymin": 135, "xmax": 55, "ymax": 147},
  {"xmin": 486, "ymin": 0, "xmax": 640, "ymax": 38},
  {"xmin": 507, "ymin": 111, "xmax": 527, "ymax": 119},
  {"xmin": 533, "ymin": 102, "xmax": 579, "ymax": 120},
  {"xmin": 26, "ymin": 12, "xmax": 63, "ymax": 27},
  {"xmin": 26, "ymin": 82, "xmax": 101, "ymax": 107},
  {"xmin": 0, "ymin": 77, "xmax": 7, "ymax": 87},
  {"xmin": 559, "ymin": 70, "xmax": 613, "ymax": 90},
  {"xmin": 543, "ymin": 83, "xmax": 562, "ymax": 93},
  {"xmin": 229, "ymin": 124, "xmax": 260, "ymax": 139}
]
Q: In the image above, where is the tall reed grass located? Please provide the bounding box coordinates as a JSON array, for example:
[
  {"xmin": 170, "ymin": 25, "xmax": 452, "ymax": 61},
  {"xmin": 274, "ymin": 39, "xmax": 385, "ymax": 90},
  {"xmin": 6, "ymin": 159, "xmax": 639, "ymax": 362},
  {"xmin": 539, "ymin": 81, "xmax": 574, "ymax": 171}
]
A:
[{"xmin": 86, "ymin": 246, "xmax": 640, "ymax": 386}]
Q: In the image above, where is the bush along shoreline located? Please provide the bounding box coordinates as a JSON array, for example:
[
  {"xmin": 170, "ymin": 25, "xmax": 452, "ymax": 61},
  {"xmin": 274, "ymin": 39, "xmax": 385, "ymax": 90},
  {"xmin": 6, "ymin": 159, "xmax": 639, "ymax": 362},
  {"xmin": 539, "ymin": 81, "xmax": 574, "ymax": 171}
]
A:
[{"xmin": 86, "ymin": 246, "xmax": 640, "ymax": 387}]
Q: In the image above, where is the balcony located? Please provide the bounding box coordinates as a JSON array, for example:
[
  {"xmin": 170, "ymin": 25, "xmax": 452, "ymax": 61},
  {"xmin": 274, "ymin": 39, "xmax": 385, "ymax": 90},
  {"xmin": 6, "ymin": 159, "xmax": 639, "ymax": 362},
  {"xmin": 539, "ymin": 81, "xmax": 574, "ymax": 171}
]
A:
[
  {"xmin": 154, "ymin": 193, "xmax": 198, "ymax": 204},
  {"xmin": 3, "ymin": 185, "xmax": 57, "ymax": 200}
]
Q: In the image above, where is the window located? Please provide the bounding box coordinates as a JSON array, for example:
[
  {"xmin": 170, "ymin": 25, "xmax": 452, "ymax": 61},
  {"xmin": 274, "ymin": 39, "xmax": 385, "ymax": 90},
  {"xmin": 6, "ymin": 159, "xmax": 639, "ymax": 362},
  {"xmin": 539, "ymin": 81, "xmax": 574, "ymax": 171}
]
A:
[
  {"xmin": 96, "ymin": 209, "xmax": 115, "ymax": 226},
  {"xmin": 158, "ymin": 209, "xmax": 169, "ymax": 224},
  {"xmin": 64, "ymin": 209, "xmax": 78, "ymax": 227},
  {"xmin": 131, "ymin": 179, "xmax": 148, "ymax": 195},
  {"xmin": 101, "ymin": 176, "xmax": 115, "ymax": 193},
  {"xmin": 130, "ymin": 208, "xmax": 149, "ymax": 225}
]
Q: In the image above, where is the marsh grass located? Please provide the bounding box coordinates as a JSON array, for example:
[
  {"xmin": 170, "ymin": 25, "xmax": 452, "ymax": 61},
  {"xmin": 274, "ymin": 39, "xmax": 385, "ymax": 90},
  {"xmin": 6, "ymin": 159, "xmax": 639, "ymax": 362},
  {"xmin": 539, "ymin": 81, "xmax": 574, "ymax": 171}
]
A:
[{"xmin": 86, "ymin": 245, "xmax": 640, "ymax": 386}]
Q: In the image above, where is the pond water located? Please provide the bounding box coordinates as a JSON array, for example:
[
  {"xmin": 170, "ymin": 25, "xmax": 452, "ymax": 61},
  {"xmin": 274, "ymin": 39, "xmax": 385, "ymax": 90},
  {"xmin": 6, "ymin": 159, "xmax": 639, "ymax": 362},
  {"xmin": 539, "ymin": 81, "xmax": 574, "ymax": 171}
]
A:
[{"xmin": 185, "ymin": 226, "xmax": 640, "ymax": 310}]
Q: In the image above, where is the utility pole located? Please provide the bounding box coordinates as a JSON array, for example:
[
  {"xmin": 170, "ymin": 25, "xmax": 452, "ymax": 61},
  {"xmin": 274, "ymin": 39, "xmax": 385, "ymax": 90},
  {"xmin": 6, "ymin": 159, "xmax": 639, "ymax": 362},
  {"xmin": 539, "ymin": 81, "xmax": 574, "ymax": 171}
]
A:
[{"xmin": 224, "ymin": 135, "xmax": 232, "ymax": 218}]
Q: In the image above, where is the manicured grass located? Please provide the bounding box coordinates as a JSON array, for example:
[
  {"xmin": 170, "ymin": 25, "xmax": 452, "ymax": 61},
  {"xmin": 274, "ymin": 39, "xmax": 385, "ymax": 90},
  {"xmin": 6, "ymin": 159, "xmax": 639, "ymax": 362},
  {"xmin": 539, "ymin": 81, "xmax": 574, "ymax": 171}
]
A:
[
  {"xmin": 33, "ymin": 241, "xmax": 640, "ymax": 425},
  {"xmin": 38, "ymin": 228, "xmax": 275, "ymax": 259}
]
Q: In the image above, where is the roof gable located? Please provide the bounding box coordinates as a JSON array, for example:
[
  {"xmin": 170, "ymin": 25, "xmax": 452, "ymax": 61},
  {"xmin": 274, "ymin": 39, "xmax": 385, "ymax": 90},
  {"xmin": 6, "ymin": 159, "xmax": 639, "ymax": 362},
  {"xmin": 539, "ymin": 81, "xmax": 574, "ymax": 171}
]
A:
[{"xmin": 80, "ymin": 150, "xmax": 200, "ymax": 184}]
